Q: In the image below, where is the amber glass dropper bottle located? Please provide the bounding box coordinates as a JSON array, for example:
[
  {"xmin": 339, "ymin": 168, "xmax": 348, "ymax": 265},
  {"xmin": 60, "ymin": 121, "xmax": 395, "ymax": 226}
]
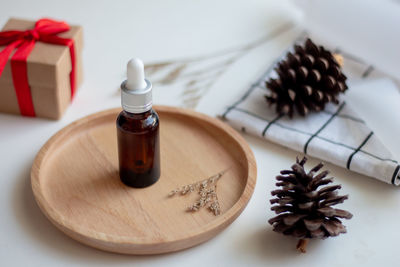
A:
[{"xmin": 117, "ymin": 58, "xmax": 160, "ymax": 188}]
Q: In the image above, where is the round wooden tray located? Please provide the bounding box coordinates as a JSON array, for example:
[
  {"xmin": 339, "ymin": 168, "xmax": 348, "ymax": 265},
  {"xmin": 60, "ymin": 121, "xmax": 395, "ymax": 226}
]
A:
[{"xmin": 31, "ymin": 106, "xmax": 256, "ymax": 255}]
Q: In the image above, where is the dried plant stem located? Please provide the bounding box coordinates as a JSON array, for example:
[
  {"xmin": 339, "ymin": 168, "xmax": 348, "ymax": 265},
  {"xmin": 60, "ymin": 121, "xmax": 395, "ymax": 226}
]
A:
[
  {"xmin": 136, "ymin": 22, "xmax": 296, "ymax": 108},
  {"xmin": 208, "ymin": 184, "xmax": 221, "ymax": 216},
  {"xmin": 168, "ymin": 169, "xmax": 229, "ymax": 216},
  {"xmin": 168, "ymin": 169, "xmax": 228, "ymax": 197},
  {"xmin": 296, "ymin": 239, "xmax": 309, "ymax": 253}
]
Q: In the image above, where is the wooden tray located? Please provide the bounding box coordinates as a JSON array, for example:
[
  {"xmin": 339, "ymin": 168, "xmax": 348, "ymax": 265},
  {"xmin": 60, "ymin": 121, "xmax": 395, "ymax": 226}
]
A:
[{"xmin": 31, "ymin": 106, "xmax": 256, "ymax": 255}]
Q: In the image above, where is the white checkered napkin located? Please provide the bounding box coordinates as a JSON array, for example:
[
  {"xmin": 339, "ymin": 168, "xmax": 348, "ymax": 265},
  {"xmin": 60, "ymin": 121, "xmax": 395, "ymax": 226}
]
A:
[{"xmin": 221, "ymin": 36, "xmax": 400, "ymax": 185}]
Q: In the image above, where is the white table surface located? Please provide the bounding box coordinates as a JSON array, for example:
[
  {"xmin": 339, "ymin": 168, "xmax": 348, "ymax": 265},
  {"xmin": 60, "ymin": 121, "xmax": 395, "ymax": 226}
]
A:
[{"xmin": 1, "ymin": 1, "xmax": 400, "ymax": 266}]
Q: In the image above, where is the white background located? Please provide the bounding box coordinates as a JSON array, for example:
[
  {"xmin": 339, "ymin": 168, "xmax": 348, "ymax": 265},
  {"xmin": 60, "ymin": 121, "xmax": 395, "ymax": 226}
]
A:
[{"xmin": 1, "ymin": 0, "xmax": 400, "ymax": 266}]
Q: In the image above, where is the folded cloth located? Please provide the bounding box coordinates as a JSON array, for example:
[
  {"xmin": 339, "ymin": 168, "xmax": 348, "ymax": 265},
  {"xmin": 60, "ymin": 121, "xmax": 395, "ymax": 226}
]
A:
[{"xmin": 221, "ymin": 35, "xmax": 400, "ymax": 185}]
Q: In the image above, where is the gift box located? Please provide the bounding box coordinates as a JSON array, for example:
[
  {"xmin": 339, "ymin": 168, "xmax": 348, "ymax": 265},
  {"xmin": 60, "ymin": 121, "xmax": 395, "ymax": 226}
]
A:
[{"xmin": 0, "ymin": 18, "xmax": 83, "ymax": 119}]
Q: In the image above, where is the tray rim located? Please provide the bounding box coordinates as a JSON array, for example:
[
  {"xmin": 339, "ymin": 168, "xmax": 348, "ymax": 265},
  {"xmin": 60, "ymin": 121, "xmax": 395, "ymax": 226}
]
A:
[{"xmin": 31, "ymin": 105, "xmax": 257, "ymax": 253}]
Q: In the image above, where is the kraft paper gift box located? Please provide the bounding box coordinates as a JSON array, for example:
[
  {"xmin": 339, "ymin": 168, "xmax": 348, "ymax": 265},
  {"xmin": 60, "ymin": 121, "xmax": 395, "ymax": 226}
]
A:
[{"xmin": 0, "ymin": 18, "xmax": 83, "ymax": 119}]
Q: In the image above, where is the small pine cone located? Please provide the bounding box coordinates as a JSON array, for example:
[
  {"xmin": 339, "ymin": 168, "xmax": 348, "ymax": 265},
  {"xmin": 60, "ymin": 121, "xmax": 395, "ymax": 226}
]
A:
[
  {"xmin": 268, "ymin": 157, "xmax": 353, "ymax": 252},
  {"xmin": 265, "ymin": 38, "xmax": 348, "ymax": 117}
]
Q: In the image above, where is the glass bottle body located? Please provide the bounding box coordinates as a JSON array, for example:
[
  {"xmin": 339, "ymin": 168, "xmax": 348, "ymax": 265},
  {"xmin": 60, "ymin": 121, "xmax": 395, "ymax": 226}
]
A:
[{"xmin": 116, "ymin": 109, "xmax": 160, "ymax": 188}]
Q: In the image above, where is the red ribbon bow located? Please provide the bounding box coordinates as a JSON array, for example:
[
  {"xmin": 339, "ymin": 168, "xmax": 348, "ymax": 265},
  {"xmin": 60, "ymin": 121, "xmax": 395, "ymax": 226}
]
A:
[{"xmin": 0, "ymin": 18, "xmax": 76, "ymax": 117}]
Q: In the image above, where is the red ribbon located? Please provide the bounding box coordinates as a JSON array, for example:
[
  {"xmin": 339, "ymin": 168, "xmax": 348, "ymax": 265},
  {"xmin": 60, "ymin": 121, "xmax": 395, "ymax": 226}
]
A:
[{"xmin": 0, "ymin": 18, "xmax": 76, "ymax": 117}]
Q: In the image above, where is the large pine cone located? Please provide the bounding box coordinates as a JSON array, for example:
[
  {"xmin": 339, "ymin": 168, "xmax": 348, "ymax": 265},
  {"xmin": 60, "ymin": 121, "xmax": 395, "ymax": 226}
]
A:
[
  {"xmin": 266, "ymin": 38, "xmax": 348, "ymax": 117},
  {"xmin": 268, "ymin": 157, "xmax": 353, "ymax": 240}
]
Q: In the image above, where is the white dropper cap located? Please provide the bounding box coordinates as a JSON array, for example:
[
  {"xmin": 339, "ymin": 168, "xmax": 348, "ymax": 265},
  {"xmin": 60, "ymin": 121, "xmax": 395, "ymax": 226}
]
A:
[
  {"xmin": 121, "ymin": 58, "xmax": 153, "ymax": 113},
  {"xmin": 126, "ymin": 58, "xmax": 147, "ymax": 90}
]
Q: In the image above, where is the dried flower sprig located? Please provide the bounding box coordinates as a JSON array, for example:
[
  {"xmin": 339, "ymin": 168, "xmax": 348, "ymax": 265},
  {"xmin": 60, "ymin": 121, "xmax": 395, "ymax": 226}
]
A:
[
  {"xmin": 115, "ymin": 23, "xmax": 294, "ymax": 108},
  {"xmin": 168, "ymin": 170, "xmax": 228, "ymax": 216}
]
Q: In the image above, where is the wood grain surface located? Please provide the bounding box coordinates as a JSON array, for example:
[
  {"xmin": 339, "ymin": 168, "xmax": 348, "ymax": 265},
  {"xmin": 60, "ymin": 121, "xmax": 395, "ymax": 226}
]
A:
[{"xmin": 31, "ymin": 106, "xmax": 257, "ymax": 255}]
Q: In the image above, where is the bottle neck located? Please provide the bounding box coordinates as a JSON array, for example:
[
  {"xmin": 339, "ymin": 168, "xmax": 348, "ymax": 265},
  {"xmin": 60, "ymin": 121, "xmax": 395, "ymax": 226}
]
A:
[
  {"xmin": 121, "ymin": 79, "xmax": 153, "ymax": 114},
  {"xmin": 122, "ymin": 109, "xmax": 152, "ymax": 119}
]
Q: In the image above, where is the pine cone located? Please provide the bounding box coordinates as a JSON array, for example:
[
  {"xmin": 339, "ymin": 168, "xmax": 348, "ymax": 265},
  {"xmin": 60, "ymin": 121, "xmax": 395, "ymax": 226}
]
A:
[
  {"xmin": 268, "ymin": 156, "xmax": 353, "ymax": 253},
  {"xmin": 265, "ymin": 38, "xmax": 348, "ymax": 117}
]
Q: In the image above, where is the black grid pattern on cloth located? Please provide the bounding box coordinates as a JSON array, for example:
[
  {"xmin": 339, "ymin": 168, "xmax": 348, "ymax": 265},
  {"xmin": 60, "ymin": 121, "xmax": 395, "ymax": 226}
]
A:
[
  {"xmin": 221, "ymin": 34, "xmax": 400, "ymax": 185},
  {"xmin": 303, "ymin": 102, "xmax": 346, "ymax": 155},
  {"xmin": 346, "ymin": 131, "xmax": 374, "ymax": 169},
  {"xmin": 230, "ymin": 106, "xmax": 398, "ymax": 164}
]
